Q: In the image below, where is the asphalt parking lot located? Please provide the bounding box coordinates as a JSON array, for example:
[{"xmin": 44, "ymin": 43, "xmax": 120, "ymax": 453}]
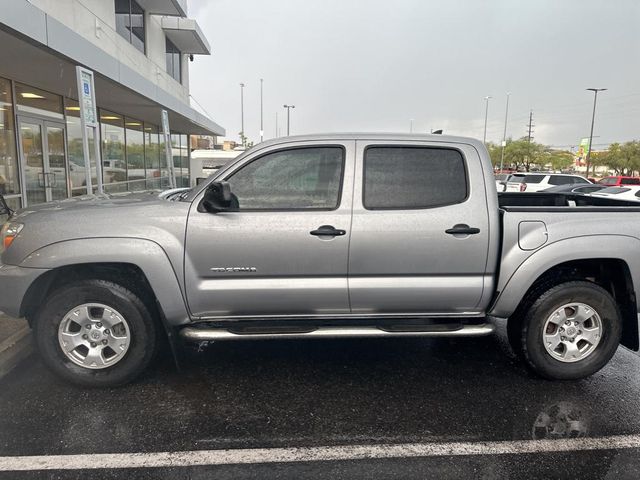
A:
[{"xmin": 1, "ymin": 325, "xmax": 640, "ymax": 479}]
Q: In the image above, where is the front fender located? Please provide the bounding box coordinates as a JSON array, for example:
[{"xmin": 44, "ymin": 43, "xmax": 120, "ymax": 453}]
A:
[
  {"xmin": 489, "ymin": 235, "xmax": 640, "ymax": 318},
  {"xmin": 20, "ymin": 237, "xmax": 191, "ymax": 326}
]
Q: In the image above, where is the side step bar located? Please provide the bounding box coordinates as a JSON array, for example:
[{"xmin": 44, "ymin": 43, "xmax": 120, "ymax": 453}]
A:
[{"xmin": 180, "ymin": 323, "xmax": 495, "ymax": 342}]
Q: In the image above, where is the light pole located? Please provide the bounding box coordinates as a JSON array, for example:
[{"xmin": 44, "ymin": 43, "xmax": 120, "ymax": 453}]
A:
[
  {"xmin": 499, "ymin": 93, "xmax": 510, "ymax": 173},
  {"xmin": 585, "ymin": 88, "xmax": 607, "ymax": 178},
  {"xmin": 483, "ymin": 96, "xmax": 492, "ymax": 144},
  {"xmin": 283, "ymin": 104, "xmax": 295, "ymax": 136},
  {"xmin": 259, "ymin": 78, "xmax": 264, "ymax": 142},
  {"xmin": 239, "ymin": 82, "xmax": 245, "ymax": 146}
]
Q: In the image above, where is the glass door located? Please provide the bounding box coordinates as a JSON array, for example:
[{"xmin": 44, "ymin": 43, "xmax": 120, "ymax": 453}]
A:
[
  {"xmin": 46, "ymin": 125, "xmax": 68, "ymax": 201},
  {"xmin": 19, "ymin": 120, "xmax": 46, "ymax": 206},
  {"xmin": 18, "ymin": 117, "xmax": 68, "ymax": 206}
]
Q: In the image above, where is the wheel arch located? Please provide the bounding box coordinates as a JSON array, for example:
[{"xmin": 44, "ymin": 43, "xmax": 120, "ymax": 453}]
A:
[
  {"xmin": 18, "ymin": 238, "xmax": 192, "ymax": 328},
  {"xmin": 492, "ymin": 255, "xmax": 639, "ymax": 351}
]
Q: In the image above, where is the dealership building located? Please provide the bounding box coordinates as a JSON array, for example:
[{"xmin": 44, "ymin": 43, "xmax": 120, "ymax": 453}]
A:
[{"xmin": 0, "ymin": 0, "xmax": 224, "ymax": 209}]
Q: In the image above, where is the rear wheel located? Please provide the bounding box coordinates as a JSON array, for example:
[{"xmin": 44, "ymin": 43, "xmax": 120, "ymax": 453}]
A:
[
  {"xmin": 34, "ymin": 280, "xmax": 158, "ymax": 387},
  {"xmin": 511, "ymin": 281, "xmax": 621, "ymax": 380}
]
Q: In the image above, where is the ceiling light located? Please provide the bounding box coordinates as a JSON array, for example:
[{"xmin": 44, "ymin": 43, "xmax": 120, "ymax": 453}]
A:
[
  {"xmin": 65, "ymin": 106, "xmax": 81, "ymax": 111},
  {"xmin": 100, "ymin": 115, "xmax": 120, "ymax": 120},
  {"xmin": 20, "ymin": 92, "xmax": 45, "ymax": 99},
  {"xmin": 125, "ymin": 122, "xmax": 141, "ymax": 126}
]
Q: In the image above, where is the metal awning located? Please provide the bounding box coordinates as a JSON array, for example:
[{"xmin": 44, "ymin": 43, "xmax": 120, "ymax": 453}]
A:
[
  {"xmin": 160, "ymin": 17, "xmax": 211, "ymax": 55},
  {"xmin": 136, "ymin": 0, "xmax": 186, "ymax": 17}
]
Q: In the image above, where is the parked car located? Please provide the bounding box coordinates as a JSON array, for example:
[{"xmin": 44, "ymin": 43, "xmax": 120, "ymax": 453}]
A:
[
  {"xmin": 505, "ymin": 173, "xmax": 591, "ymax": 192},
  {"xmin": 588, "ymin": 186, "xmax": 640, "ymax": 202},
  {"xmin": 494, "ymin": 173, "xmax": 513, "ymax": 192},
  {"xmin": 542, "ymin": 184, "xmax": 606, "ymax": 194},
  {"xmin": 596, "ymin": 176, "xmax": 640, "ymax": 186},
  {"xmin": 1, "ymin": 133, "xmax": 640, "ymax": 387}
]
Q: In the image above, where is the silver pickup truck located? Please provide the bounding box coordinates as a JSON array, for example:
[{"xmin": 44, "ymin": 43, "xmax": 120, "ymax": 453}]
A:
[{"xmin": 2, "ymin": 133, "xmax": 640, "ymax": 387}]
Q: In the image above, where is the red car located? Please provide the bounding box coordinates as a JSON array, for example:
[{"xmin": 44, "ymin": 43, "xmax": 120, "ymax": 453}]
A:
[{"xmin": 597, "ymin": 176, "xmax": 640, "ymax": 186}]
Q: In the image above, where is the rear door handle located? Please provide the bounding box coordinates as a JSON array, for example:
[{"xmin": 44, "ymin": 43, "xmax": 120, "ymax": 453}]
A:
[
  {"xmin": 310, "ymin": 225, "xmax": 346, "ymax": 237},
  {"xmin": 445, "ymin": 224, "xmax": 481, "ymax": 235}
]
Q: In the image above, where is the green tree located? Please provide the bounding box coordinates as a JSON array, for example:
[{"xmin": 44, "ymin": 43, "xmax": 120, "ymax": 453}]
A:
[
  {"xmin": 542, "ymin": 150, "xmax": 575, "ymax": 171},
  {"xmin": 500, "ymin": 138, "xmax": 545, "ymax": 171}
]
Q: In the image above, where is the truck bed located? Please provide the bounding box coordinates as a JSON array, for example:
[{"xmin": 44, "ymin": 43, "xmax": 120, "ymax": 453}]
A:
[{"xmin": 498, "ymin": 192, "xmax": 640, "ymax": 211}]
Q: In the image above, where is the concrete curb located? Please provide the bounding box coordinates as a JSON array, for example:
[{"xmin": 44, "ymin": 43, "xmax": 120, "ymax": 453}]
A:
[{"xmin": 0, "ymin": 320, "xmax": 33, "ymax": 380}]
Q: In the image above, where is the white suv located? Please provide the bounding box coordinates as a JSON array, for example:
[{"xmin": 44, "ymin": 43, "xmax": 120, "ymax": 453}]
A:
[{"xmin": 505, "ymin": 173, "xmax": 591, "ymax": 192}]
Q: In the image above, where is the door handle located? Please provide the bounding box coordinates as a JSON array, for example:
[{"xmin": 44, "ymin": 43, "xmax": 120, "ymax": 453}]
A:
[
  {"xmin": 310, "ymin": 225, "xmax": 346, "ymax": 237},
  {"xmin": 445, "ymin": 224, "xmax": 481, "ymax": 235}
]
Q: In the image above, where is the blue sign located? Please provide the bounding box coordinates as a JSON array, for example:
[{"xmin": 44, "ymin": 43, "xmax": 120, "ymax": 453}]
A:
[{"xmin": 83, "ymin": 82, "xmax": 90, "ymax": 95}]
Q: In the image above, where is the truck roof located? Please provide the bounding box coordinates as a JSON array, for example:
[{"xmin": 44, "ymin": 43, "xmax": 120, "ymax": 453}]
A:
[{"xmin": 254, "ymin": 133, "xmax": 486, "ymax": 151}]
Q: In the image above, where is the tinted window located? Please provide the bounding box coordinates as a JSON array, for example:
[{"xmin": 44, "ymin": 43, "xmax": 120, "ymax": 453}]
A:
[
  {"xmin": 621, "ymin": 178, "xmax": 640, "ymax": 185},
  {"xmin": 363, "ymin": 147, "xmax": 467, "ymax": 209},
  {"xmin": 598, "ymin": 177, "xmax": 617, "ymax": 185},
  {"xmin": 549, "ymin": 175, "xmax": 580, "ymax": 185},
  {"xmin": 598, "ymin": 187, "xmax": 630, "ymax": 194},
  {"xmin": 521, "ymin": 175, "xmax": 545, "ymax": 183},
  {"xmin": 574, "ymin": 186, "xmax": 604, "ymax": 193},
  {"xmin": 227, "ymin": 147, "xmax": 343, "ymax": 210},
  {"xmin": 166, "ymin": 38, "xmax": 181, "ymax": 83},
  {"xmin": 115, "ymin": 0, "xmax": 145, "ymax": 54}
]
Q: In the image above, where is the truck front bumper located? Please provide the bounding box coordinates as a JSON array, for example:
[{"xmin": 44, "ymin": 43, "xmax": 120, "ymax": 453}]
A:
[{"xmin": 0, "ymin": 263, "xmax": 49, "ymax": 318}]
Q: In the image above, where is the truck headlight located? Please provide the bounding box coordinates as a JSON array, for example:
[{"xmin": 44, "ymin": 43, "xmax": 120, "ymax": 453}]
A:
[{"xmin": 0, "ymin": 222, "xmax": 24, "ymax": 252}]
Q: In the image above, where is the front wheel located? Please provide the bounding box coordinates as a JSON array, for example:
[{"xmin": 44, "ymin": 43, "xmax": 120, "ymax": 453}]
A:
[
  {"xmin": 34, "ymin": 280, "xmax": 158, "ymax": 387},
  {"xmin": 512, "ymin": 281, "xmax": 621, "ymax": 380}
]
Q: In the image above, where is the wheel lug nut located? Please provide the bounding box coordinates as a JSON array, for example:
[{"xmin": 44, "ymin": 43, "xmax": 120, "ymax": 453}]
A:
[
  {"xmin": 561, "ymin": 336, "xmax": 566, "ymax": 341},
  {"xmin": 82, "ymin": 334, "xmax": 88, "ymax": 340},
  {"xmin": 565, "ymin": 321, "xmax": 570, "ymax": 325},
  {"xmin": 85, "ymin": 324, "xmax": 91, "ymax": 329},
  {"xmin": 570, "ymin": 338, "xmax": 575, "ymax": 342},
  {"xmin": 104, "ymin": 329, "xmax": 110, "ymax": 335},
  {"xmin": 102, "ymin": 339, "xmax": 108, "ymax": 345},
  {"xmin": 96, "ymin": 323, "xmax": 102, "ymax": 328},
  {"xmin": 90, "ymin": 342, "xmax": 97, "ymax": 348}
]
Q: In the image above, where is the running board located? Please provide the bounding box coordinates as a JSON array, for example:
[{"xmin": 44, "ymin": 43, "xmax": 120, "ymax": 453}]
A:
[{"xmin": 179, "ymin": 323, "xmax": 495, "ymax": 342}]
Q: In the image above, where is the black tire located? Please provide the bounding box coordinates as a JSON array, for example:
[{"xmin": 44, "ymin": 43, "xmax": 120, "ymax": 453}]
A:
[
  {"xmin": 33, "ymin": 280, "xmax": 158, "ymax": 387},
  {"xmin": 513, "ymin": 281, "xmax": 621, "ymax": 380}
]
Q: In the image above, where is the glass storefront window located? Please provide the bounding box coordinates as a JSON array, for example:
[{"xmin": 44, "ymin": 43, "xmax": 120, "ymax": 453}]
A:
[
  {"xmin": 65, "ymin": 100, "xmax": 89, "ymax": 196},
  {"xmin": 15, "ymin": 83, "xmax": 63, "ymax": 120},
  {"xmin": 0, "ymin": 77, "xmax": 20, "ymax": 199},
  {"xmin": 125, "ymin": 118, "xmax": 145, "ymax": 191},
  {"xmin": 179, "ymin": 134, "xmax": 189, "ymax": 187},
  {"xmin": 144, "ymin": 124, "xmax": 160, "ymax": 189},
  {"xmin": 100, "ymin": 110, "xmax": 127, "ymax": 193}
]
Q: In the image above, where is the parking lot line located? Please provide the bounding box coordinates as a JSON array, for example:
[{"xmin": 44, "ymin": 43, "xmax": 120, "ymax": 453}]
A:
[{"xmin": 1, "ymin": 434, "xmax": 640, "ymax": 471}]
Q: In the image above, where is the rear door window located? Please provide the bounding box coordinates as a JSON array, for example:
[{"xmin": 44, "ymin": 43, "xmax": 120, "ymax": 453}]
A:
[
  {"xmin": 621, "ymin": 178, "xmax": 640, "ymax": 185},
  {"xmin": 522, "ymin": 175, "xmax": 545, "ymax": 184},
  {"xmin": 548, "ymin": 175, "xmax": 575, "ymax": 185},
  {"xmin": 363, "ymin": 146, "xmax": 467, "ymax": 209}
]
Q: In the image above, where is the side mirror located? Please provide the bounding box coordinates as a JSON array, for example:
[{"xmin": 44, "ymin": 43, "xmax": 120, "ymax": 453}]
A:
[{"xmin": 202, "ymin": 181, "xmax": 233, "ymax": 213}]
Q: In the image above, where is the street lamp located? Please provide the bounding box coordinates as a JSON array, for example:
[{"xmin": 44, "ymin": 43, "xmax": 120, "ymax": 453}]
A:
[
  {"xmin": 499, "ymin": 93, "xmax": 510, "ymax": 173},
  {"xmin": 585, "ymin": 88, "xmax": 607, "ymax": 178},
  {"xmin": 239, "ymin": 82, "xmax": 245, "ymax": 146},
  {"xmin": 259, "ymin": 78, "xmax": 264, "ymax": 142},
  {"xmin": 283, "ymin": 104, "xmax": 295, "ymax": 136},
  {"xmin": 483, "ymin": 96, "xmax": 492, "ymax": 145}
]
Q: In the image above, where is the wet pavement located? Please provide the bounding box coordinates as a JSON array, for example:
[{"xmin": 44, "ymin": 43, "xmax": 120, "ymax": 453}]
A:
[{"xmin": 1, "ymin": 325, "xmax": 640, "ymax": 478}]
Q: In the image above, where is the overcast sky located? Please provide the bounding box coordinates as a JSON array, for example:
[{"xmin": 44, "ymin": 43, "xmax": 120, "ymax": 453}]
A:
[{"xmin": 188, "ymin": 0, "xmax": 640, "ymax": 149}]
